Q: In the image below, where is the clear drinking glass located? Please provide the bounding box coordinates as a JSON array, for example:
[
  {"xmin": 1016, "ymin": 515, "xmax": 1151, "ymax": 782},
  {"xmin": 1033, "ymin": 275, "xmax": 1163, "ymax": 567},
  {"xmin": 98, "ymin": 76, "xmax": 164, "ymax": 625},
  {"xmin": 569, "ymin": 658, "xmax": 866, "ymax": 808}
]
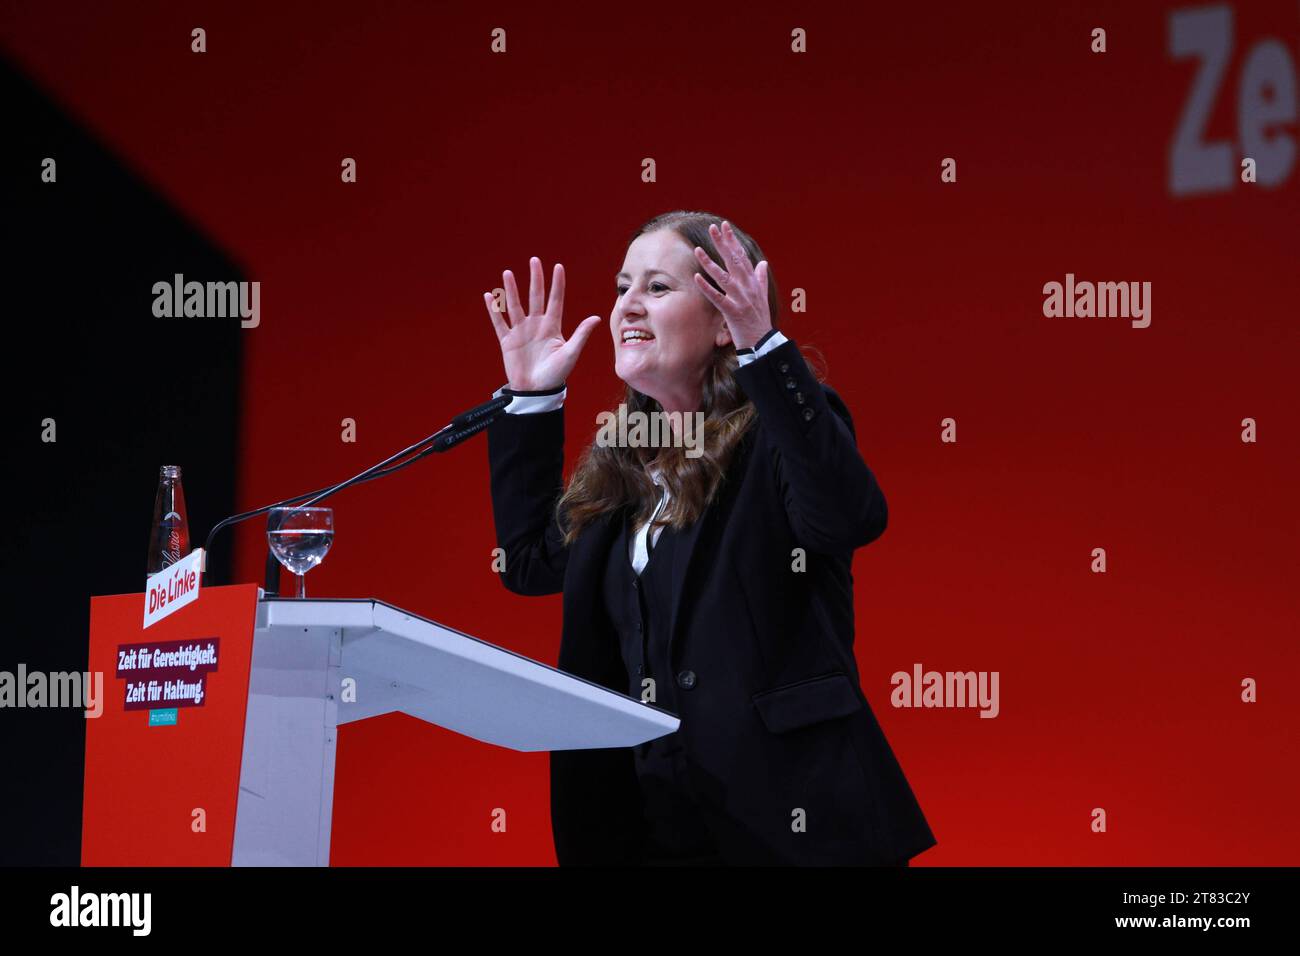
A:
[{"xmin": 266, "ymin": 506, "xmax": 334, "ymax": 598}]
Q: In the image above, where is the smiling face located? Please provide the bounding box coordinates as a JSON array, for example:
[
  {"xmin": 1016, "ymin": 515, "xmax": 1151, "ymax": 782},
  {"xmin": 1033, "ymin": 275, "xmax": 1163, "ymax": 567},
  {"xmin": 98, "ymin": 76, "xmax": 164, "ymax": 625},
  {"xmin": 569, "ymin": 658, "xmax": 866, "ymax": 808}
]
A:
[{"xmin": 611, "ymin": 229, "xmax": 732, "ymax": 413}]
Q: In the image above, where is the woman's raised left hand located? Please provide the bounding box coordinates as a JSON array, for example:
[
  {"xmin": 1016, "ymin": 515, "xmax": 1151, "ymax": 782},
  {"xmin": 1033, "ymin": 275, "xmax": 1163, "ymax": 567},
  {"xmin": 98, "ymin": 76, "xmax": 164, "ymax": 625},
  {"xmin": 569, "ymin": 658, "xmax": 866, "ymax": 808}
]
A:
[{"xmin": 691, "ymin": 220, "xmax": 773, "ymax": 351}]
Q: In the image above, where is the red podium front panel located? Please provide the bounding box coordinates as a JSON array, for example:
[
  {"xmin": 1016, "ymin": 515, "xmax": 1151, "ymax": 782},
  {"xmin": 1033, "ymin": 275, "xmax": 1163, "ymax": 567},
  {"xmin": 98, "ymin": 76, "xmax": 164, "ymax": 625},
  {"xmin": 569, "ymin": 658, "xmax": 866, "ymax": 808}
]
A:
[{"xmin": 83, "ymin": 583, "xmax": 259, "ymax": 865}]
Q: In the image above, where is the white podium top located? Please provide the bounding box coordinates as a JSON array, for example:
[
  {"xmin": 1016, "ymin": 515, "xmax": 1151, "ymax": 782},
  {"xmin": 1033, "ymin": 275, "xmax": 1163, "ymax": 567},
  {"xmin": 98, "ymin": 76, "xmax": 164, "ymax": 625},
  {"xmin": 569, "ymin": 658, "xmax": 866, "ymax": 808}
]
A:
[{"xmin": 254, "ymin": 597, "xmax": 678, "ymax": 753}]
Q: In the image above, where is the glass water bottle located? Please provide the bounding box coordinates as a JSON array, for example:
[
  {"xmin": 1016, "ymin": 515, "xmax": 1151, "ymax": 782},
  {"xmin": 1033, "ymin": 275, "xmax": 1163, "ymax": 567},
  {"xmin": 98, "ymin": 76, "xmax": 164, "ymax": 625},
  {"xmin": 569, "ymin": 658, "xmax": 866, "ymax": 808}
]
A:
[{"xmin": 147, "ymin": 465, "xmax": 190, "ymax": 577}]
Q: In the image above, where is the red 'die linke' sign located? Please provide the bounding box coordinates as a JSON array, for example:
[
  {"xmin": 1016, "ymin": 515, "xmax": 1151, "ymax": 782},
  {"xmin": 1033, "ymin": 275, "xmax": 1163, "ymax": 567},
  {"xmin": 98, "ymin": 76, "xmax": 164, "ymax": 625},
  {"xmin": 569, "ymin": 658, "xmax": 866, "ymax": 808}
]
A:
[{"xmin": 143, "ymin": 548, "xmax": 204, "ymax": 629}]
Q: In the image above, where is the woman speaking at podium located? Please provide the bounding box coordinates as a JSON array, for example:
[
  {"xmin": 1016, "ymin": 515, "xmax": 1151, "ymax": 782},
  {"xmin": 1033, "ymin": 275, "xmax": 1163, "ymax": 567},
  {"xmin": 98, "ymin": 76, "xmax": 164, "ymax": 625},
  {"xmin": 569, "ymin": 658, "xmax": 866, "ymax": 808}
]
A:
[{"xmin": 483, "ymin": 211, "xmax": 935, "ymax": 866}]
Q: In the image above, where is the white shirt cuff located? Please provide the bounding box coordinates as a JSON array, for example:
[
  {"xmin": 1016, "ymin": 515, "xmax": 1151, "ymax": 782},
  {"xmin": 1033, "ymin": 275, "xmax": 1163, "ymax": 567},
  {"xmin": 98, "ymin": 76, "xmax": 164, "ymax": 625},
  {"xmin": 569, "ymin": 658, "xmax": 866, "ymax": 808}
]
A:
[
  {"xmin": 493, "ymin": 383, "xmax": 567, "ymax": 414},
  {"xmin": 736, "ymin": 330, "xmax": 789, "ymax": 366}
]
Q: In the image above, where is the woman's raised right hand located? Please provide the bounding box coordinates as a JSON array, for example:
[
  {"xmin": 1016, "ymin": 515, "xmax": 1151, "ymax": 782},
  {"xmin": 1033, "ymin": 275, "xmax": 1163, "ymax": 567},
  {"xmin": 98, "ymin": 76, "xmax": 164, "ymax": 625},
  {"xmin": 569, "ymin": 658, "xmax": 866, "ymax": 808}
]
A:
[{"xmin": 484, "ymin": 257, "xmax": 603, "ymax": 392}]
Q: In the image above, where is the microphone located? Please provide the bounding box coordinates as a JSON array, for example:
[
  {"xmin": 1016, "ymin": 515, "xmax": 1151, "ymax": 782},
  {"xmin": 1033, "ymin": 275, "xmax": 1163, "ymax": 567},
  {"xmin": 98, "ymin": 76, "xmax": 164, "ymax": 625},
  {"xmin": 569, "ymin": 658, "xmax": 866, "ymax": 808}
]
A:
[
  {"xmin": 451, "ymin": 394, "xmax": 512, "ymax": 429},
  {"xmin": 428, "ymin": 414, "xmax": 498, "ymax": 453},
  {"xmin": 203, "ymin": 393, "xmax": 514, "ymax": 590}
]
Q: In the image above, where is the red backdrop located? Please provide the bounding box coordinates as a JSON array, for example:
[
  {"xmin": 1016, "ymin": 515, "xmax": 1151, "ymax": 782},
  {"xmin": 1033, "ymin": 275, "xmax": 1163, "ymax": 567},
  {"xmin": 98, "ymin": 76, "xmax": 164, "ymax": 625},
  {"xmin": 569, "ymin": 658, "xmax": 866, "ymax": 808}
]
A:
[{"xmin": 5, "ymin": 0, "xmax": 1296, "ymax": 864}]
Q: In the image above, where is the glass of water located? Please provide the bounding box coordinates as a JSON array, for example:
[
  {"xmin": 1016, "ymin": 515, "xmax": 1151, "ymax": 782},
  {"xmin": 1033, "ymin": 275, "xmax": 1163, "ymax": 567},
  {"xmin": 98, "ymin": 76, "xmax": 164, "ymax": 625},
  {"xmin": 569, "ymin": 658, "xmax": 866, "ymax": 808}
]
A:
[{"xmin": 266, "ymin": 506, "xmax": 334, "ymax": 598}]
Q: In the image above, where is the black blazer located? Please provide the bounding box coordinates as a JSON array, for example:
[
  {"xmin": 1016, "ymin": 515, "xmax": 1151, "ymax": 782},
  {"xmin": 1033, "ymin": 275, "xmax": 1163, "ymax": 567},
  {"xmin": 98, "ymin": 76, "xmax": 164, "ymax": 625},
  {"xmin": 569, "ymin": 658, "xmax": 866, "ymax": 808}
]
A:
[{"xmin": 487, "ymin": 336, "xmax": 937, "ymax": 865}]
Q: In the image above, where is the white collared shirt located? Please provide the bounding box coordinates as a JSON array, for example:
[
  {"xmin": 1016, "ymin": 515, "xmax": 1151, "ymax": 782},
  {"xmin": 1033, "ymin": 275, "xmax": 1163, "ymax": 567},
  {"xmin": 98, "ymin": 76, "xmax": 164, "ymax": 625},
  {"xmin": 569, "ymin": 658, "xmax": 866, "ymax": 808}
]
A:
[{"xmin": 629, "ymin": 466, "xmax": 668, "ymax": 575}]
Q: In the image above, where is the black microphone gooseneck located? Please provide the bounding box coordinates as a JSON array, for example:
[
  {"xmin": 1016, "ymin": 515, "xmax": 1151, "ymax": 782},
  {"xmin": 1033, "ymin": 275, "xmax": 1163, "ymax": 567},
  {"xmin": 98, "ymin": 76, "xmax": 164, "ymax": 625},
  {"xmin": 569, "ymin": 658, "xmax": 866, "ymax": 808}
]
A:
[{"xmin": 201, "ymin": 394, "xmax": 512, "ymax": 591}]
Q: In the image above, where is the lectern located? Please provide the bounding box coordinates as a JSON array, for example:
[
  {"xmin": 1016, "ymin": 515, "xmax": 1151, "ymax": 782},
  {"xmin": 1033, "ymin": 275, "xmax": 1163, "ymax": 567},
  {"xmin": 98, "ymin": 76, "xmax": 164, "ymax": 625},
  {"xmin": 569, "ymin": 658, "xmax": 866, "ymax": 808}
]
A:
[{"xmin": 84, "ymin": 586, "xmax": 677, "ymax": 865}]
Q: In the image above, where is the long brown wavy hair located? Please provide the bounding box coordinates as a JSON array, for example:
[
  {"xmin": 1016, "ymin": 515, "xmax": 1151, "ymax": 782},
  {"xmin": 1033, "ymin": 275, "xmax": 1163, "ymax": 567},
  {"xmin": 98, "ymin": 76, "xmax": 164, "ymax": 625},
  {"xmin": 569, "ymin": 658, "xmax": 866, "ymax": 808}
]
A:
[{"xmin": 554, "ymin": 210, "xmax": 825, "ymax": 546}]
